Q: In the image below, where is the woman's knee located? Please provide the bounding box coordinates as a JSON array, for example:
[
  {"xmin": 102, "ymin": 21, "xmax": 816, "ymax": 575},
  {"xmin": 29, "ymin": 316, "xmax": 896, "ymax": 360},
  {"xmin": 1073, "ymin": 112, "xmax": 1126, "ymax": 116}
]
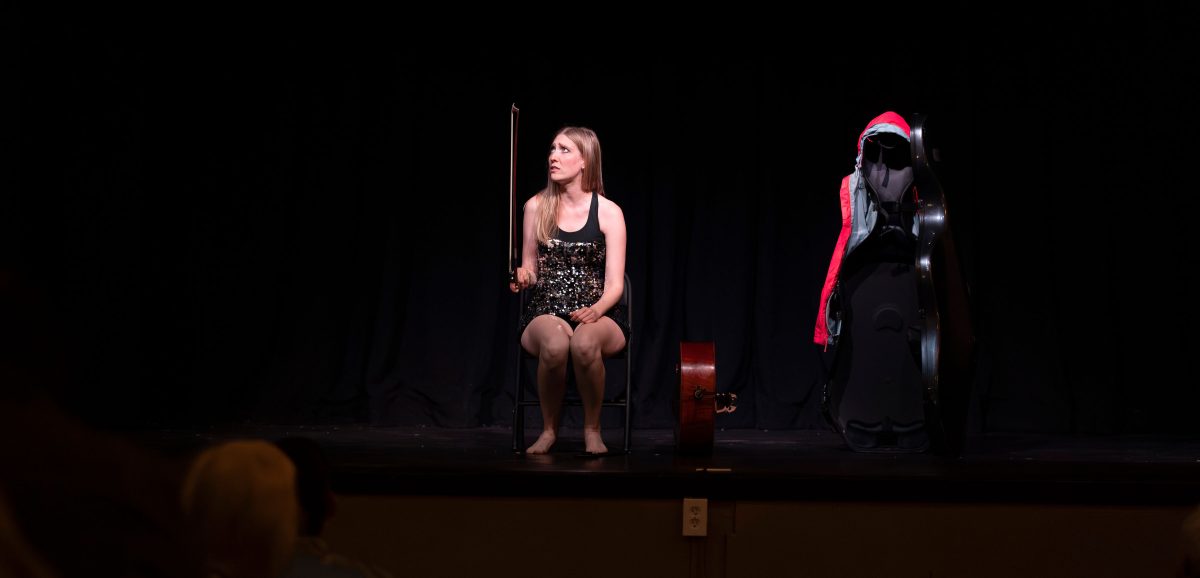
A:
[
  {"xmin": 523, "ymin": 316, "xmax": 571, "ymax": 362},
  {"xmin": 569, "ymin": 334, "xmax": 603, "ymax": 364},
  {"xmin": 538, "ymin": 338, "xmax": 570, "ymax": 364}
]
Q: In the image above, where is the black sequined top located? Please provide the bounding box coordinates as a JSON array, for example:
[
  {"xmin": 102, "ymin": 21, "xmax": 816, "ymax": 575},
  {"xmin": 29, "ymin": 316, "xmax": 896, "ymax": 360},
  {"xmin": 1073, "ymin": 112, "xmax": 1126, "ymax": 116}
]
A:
[{"xmin": 520, "ymin": 192, "xmax": 628, "ymax": 337}]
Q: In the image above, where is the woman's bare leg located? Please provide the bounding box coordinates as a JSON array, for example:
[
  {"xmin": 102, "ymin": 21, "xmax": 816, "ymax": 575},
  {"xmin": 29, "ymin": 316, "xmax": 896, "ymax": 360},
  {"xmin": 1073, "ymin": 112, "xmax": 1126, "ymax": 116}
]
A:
[
  {"xmin": 520, "ymin": 315, "xmax": 573, "ymax": 454},
  {"xmin": 569, "ymin": 317, "xmax": 626, "ymax": 454}
]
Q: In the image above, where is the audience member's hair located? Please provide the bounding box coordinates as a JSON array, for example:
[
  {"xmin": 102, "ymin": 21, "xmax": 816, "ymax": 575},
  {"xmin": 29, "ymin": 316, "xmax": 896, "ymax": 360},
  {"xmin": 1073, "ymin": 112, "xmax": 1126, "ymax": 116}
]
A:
[{"xmin": 181, "ymin": 440, "xmax": 299, "ymax": 578}]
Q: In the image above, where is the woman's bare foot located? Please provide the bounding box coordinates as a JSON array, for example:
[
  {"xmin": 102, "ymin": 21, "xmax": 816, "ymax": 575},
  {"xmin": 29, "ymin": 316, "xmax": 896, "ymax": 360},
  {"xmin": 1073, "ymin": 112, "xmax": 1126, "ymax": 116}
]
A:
[
  {"xmin": 526, "ymin": 431, "xmax": 557, "ymax": 454},
  {"xmin": 584, "ymin": 429, "xmax": 608, "ymax": 454}
]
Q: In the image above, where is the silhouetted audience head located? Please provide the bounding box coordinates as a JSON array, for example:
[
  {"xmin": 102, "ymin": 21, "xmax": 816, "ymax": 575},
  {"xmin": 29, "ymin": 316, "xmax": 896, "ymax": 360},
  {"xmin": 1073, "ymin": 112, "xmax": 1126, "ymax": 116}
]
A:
[
  {"xmin": 271, "ymin": 437, "xmax": 396, "ymax": 578},
  {"xmin": 181, "ymin": 439, "xmax": 299, "ymax": 578},
  {"xmin": 274, "ymin": 436, "xmax": 336, "ymax": 537},
  {"xmin": 1, "ymin": 397, "xmax": 205, "ymax": 578},
  {"xmin": 2, "ymin": 268, "xmax": 205, "ymax": 578},
  {"xmin": 0, "ymin": 485, "xmax": 58, "ymax": 578},
  {"xmin": 1181, "ymin": 504, "xmax": 1200, "ymax": 578}
]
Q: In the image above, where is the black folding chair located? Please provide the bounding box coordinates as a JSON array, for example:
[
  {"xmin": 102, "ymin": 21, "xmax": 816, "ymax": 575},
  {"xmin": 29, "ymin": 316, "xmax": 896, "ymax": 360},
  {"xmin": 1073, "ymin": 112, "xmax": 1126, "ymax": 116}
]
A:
[{"xmin": 512, "ymin": 273, "xmax": 632, "ymax": 454}]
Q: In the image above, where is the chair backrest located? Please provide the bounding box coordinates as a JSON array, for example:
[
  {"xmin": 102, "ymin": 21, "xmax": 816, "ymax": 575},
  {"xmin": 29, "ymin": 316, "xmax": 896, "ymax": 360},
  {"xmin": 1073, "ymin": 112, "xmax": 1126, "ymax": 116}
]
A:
[
  {"xmin": 604, "ymin": 273, "xmax": 632, "ymax": 360},
  {"xmin": 620, "ymin": 272, "xmax": 632, "ymax": 332}
]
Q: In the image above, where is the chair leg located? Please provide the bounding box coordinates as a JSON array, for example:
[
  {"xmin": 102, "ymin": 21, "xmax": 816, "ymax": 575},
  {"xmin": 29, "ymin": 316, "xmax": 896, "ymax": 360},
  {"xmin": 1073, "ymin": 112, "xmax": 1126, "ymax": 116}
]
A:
[
  {"xmin": 513, "ymin": 351, "xmax": 524, "ymax": 454},
  {"xmin": 622, "ymin": 353, "xmax": 631, "ymax": 454},
  {"xmin": 622, "ymin": 409, "xmax": 631, "ymax": 454},
  {"xmin": 512, "ymin": 405, "xmax": 523, "ymax": 453}
]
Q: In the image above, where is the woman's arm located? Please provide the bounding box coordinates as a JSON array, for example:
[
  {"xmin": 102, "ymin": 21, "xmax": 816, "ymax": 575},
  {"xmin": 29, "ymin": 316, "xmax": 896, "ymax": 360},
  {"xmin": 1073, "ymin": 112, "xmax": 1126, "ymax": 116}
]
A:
[
  {"xmin": 584, "ymin": 198, "xmax": 626, "ymax": 318},
  {"xmin": 509, "ymin": 195, "xmax": 540, "ymax": 292}
]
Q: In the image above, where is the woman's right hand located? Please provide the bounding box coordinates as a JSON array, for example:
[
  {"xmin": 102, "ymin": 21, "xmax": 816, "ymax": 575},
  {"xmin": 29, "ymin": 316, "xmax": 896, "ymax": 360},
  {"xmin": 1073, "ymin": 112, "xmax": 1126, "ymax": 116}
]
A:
[{"xmin": 509, "ymin": 267, "xmax": 536, "ymax": 293}]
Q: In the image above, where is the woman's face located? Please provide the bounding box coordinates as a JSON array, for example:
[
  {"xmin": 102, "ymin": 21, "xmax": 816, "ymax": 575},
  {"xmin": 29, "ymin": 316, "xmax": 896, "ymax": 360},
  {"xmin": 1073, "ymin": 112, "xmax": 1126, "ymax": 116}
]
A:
[{"xmin": 548, "ymin": 134, "xmax": 585, "ymax": 184}]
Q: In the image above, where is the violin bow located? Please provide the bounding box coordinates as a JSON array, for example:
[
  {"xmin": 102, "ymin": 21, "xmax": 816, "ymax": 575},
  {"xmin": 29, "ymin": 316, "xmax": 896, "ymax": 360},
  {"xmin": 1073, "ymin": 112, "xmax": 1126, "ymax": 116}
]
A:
[{"xmin": 507, "ymin": 103, "xmax": 520, "ymax": 283}]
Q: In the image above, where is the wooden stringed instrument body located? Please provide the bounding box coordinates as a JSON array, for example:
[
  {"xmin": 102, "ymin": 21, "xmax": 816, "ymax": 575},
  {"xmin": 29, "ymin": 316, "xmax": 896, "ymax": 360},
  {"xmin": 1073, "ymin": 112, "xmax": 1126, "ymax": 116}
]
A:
[{"xmin": 675, "ymin": 341, "xmax": 736, "ymax": 456}]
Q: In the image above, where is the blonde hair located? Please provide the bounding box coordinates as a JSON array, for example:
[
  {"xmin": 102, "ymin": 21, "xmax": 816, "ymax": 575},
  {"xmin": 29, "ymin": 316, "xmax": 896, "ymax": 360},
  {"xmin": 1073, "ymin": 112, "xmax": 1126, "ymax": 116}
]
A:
[
  {"xmin": 181, "ymin": 440, "xmax": 299, "ymax": 578},
  {"xmin": 535, "ymin": 126, "xmax": 605, "ymax": 243}
]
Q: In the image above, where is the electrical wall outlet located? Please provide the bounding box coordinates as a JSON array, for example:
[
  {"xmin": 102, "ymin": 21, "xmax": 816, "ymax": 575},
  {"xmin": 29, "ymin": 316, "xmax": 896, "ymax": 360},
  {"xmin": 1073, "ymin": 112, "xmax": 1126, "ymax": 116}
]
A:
[{"xmin": 682, "ymin": 498, "xmax": 707, "ymax": 536}]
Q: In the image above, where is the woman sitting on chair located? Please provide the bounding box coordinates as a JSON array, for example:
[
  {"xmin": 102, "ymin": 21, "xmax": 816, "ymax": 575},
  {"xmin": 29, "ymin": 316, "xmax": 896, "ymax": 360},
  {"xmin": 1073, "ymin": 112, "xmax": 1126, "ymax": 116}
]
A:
[{"xmin": 509, "ymin": 126, "xmax": 628, "ymax": 454}]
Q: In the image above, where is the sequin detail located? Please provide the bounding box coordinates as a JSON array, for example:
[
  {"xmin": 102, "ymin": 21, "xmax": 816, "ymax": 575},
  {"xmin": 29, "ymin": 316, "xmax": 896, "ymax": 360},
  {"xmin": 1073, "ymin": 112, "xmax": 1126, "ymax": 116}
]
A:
[
  {"xmin": 520, "ymin": 238, "xmax": 626, "ymax": 335},
  {"xmin": 519, "ymin": 192, "xmax": 627, "ymax": 336}
]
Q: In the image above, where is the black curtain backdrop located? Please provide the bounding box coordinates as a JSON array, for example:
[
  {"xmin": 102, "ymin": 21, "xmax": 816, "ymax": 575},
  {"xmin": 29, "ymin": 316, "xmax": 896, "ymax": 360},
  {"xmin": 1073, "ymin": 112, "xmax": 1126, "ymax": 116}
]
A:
[{"xmin": 8, "ymin": 8, "xmax": 1195, "ymax": 435}]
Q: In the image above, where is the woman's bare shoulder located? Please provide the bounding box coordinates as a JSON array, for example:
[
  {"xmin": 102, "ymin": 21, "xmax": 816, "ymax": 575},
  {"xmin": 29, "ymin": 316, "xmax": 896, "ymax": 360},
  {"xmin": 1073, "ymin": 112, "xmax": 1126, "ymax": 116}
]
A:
[{"xmin": 598, "ymin": 195, "xmax": 624, "ymax": 217}]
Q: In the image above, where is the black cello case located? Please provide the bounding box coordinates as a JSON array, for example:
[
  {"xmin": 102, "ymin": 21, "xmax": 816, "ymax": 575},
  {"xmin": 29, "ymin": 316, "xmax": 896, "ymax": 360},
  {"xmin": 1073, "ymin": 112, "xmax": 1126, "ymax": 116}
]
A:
[{"xmin": 823, "ymin": 113, "xmax": 975, "ymax": 456}]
